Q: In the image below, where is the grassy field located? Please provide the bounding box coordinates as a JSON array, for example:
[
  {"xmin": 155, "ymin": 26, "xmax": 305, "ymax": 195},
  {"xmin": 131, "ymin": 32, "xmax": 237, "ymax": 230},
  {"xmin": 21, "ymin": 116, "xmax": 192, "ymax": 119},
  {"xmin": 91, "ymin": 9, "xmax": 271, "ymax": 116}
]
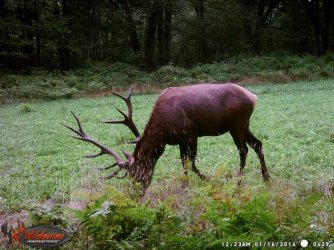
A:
[{"xmin": 1, "ymin": 80, "xmax": 334, "ymax": 248}]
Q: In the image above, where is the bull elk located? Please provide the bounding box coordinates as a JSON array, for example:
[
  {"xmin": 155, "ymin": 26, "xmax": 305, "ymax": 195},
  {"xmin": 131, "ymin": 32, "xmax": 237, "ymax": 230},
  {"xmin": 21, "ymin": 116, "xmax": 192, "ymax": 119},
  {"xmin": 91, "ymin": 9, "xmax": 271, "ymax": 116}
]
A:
[{"xmin": 65, "ymin": 83, "xmax": 270, "ymax": 193}]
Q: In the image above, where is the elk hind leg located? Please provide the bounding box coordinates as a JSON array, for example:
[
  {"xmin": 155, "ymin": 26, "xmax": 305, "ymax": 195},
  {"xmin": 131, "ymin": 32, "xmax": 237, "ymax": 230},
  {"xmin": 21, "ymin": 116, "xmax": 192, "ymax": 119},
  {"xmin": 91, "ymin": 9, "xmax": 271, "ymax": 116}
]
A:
[
  {"xmin": 246, "ymin": 128, "xmax": 270, "ymax": 181},
  {"xmin": 230, "ymin": 130, "xmax": 248, "ymax": 178},
  {"xmin": 188, "ymin": 148, "xmax": 206, "ymax": 180}
]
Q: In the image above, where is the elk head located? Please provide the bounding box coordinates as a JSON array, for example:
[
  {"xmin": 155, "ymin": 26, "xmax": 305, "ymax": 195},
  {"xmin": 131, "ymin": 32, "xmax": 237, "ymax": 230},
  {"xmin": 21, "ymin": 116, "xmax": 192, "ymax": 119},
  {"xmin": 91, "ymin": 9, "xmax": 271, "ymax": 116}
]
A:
[{"xmin": 65, "ymin": 88, "xmax": 155, "ymax": 191}]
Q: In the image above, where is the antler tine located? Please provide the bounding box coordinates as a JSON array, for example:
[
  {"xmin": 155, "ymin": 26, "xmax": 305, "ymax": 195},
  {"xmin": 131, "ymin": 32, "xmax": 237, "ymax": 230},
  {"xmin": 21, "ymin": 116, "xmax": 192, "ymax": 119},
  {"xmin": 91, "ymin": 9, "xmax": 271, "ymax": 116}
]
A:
[
  {"xmin": 111, "ymin": 87, "xmax": 133, "ymax": 103},
  {"xmin": 105, "ymin": 167, "xmax": 128, "ymax": 179},
  {"xmin": 122, "ymin": 150, "xmax": 132, "ymax": 160},
  {"xmin": 105, "ymin": 167, "xmax": 122, "ymax": 179},
  {"xmin": 111, "ymin": 87, "xmax": 134, "ymax": 117},
  {"xmin": 103, "ymin": 87, "xmax": 141, "ymax": 141},
  {"xmin": 71, "ymin": 111, "xmax": 84, "ymax": 133},
  {"xmin": 65, "ymin": 112, "xmax": 125, "ymax": 166},
  {"xmin": 102, "ymin": 162, "xmax": 118, "ymax": 170}
]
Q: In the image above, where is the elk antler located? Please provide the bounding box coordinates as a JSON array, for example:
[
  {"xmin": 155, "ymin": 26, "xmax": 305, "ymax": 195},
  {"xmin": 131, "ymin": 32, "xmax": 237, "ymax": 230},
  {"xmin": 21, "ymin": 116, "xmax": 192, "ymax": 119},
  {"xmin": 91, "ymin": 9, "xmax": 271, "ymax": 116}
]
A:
[
  {"xmin": 65, "ymin": 112, "xmax": 129, "ymax": 178},
  {"xmin": 106, "ymin": 168, "xmax": 128, "ymax": 179},
  {"xmin": 103, "ymin": 87, "xmax": 141, "ymax": 144}
]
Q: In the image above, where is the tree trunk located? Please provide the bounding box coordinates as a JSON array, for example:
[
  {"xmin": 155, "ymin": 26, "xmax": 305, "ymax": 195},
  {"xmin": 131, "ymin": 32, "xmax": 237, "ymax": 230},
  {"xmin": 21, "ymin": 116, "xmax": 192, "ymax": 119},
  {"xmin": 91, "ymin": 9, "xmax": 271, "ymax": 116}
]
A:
[
  {"xmin": 314, "ymin": 0, "xmax": 321, "ymax": 55},
  {"xmin": 144, "ymin": 0, "xmax": 159, "ymax": 71},
  {"xmin": 0, "ymin": 0, "xmax": 5, "ymax": 17},
  {"xmin": 157, "ymin": 0, "xmax": 173, "ymax": 66},
  {"xmin": 323, "ymin": 0, "xmax": 331, "ymax": 53},
  {"xmin": 157, "ymin": 1, "xmax": 165, "ymax": 66},
  {"xmin": 300, "ymin": 0, "xmax": 322, "ymax": 56},
  {"xmin": 164, "ymin": 0, "xmax": 172, "ymax": 64},
  {"xmin": 195, "ymin": 0, "xmax": 208, "ymax": 63},
  {"xmin": 18, "ymin": 2, "xmax": 34, "ymax": 66},
  {"xmin": 33, "ymin": 4, "xmax": 41, "ymax": 66},
  {"xmin": 58, "ymin": 0, "xmax": 72, "ymax": 70},
  {"xmin": 329, "ymin": 0, "xmax": 334, "ymax": 52},
  {"xmin": 253, "ymin": 0, "xmax": 283, "ymax": 53},
  {"xmin": 121, "ymin": 0, "xmax": 140, "ymax": 53}
]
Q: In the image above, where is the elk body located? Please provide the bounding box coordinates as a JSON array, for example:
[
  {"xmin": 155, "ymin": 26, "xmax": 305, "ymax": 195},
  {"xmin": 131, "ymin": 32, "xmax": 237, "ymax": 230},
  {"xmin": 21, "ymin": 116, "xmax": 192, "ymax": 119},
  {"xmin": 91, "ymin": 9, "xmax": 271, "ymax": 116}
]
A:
[{"xmin": 66, "ymin": 83, "xmax": 270, "ymax": 192}]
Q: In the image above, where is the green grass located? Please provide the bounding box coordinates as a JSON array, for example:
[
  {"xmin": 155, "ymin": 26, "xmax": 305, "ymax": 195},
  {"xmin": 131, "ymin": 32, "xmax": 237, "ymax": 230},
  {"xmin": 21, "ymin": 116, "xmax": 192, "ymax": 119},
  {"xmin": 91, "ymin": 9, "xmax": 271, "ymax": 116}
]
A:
[{"xmin": 1, "ymin": 80, "xmax": 334, "ymax": 248}]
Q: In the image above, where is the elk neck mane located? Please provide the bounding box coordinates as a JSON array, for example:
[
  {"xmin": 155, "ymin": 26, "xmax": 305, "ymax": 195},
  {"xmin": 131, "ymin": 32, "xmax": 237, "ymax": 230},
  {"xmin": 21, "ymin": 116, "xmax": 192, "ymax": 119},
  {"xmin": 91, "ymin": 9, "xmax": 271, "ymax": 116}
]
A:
[
  {"xmin": 133, "ymin": 111, "xmax": 166, "ymax": 162},
  {"xmin": 129, "ymin": 112, "xmax": 166, "ymax": 187}
]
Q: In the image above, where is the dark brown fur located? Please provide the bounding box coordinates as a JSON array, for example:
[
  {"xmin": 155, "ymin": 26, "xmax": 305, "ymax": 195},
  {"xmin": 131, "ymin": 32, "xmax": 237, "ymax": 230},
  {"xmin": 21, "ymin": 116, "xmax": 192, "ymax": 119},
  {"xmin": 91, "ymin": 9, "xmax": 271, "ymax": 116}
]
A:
[
  {"xmin": 67, "ymin": 83, "xmax": 270, "ymax": 193},
  {"xmin": 127, "ymin": 83, "xmax": 269, "ymax": 190}
]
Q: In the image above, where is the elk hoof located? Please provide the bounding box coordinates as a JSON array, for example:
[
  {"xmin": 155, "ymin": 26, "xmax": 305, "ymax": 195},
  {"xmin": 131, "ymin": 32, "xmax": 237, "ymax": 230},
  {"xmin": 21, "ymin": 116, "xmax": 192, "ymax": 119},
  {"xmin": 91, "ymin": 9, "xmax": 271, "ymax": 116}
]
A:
[
  {"xmin": 199, "ymin": 173, "xmax": 207, "ymax": 180},
  {"xmin": 263, "ymin": 173, "xmax": 270, "ymax": 182}
]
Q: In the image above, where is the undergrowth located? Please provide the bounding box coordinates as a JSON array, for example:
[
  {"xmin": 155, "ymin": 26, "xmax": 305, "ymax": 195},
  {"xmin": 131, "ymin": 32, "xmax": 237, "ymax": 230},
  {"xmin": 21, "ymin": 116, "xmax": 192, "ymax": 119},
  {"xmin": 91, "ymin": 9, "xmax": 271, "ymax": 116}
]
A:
[
  {"xmin": 69, "ymin": 178, "xmax": 333, "ymax": 249},
  {"xmin": 1, "ymin": 53, "xmax": 334, "ymax": 103}
]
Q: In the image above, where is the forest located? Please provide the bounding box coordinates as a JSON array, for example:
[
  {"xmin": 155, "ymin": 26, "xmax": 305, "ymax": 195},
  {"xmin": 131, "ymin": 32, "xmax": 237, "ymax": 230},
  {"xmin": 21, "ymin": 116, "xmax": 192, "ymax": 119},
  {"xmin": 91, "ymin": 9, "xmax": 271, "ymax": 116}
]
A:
[
  {"xmin": 0, "ymin": 0, "xmax": 333, "ymax": 71},
  {"xmin": 0, "ymin": 0, "xmax": 334, "ymax": 249}
]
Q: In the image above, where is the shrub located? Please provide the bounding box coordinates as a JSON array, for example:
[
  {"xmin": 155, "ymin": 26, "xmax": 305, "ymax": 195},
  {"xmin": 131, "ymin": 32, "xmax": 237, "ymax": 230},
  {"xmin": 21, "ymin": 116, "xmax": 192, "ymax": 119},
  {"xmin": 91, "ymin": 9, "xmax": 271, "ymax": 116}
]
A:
[
  {"xmin": 78, "ymin": 189, "xmax": 183, "ymax": 249},
  {"xmin": 1, "ymin": 53, "xmax": 334, "ymax": 102},
  {"xmin": 151, "ymin": 65, "xmax": 192, "ymax": 85},
  {"xmin": 20, "ymin": 103, "xmax": 33, "ymax": 113}
]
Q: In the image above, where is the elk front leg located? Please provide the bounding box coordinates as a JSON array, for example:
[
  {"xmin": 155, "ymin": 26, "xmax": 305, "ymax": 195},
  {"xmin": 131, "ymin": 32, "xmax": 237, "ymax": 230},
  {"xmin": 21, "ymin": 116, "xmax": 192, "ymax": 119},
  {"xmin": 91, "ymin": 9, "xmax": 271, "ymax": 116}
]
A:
[
  {"xmin": 179, "ymin": 144, "xmax": 189, "ymax": 176},
  {"xmin": 179, "ymin": 140, "xmax": 206, "ymax": 180}
]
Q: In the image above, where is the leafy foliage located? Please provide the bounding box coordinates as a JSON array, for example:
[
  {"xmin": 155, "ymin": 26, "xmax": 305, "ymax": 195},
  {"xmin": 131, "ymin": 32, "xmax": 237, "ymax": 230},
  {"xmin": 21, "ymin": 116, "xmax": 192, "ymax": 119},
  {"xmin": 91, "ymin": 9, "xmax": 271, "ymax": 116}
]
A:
[
  {"xmin": 1, "ymin": 54, "xmax": 334, "ymax": 103},
  {"xmin": 78, "ymin": 188, "xmax": 183, "ymax": 249},
  {"xmin": 76, "ymin": 182, "xmax": 334, "ymax": 249}
]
